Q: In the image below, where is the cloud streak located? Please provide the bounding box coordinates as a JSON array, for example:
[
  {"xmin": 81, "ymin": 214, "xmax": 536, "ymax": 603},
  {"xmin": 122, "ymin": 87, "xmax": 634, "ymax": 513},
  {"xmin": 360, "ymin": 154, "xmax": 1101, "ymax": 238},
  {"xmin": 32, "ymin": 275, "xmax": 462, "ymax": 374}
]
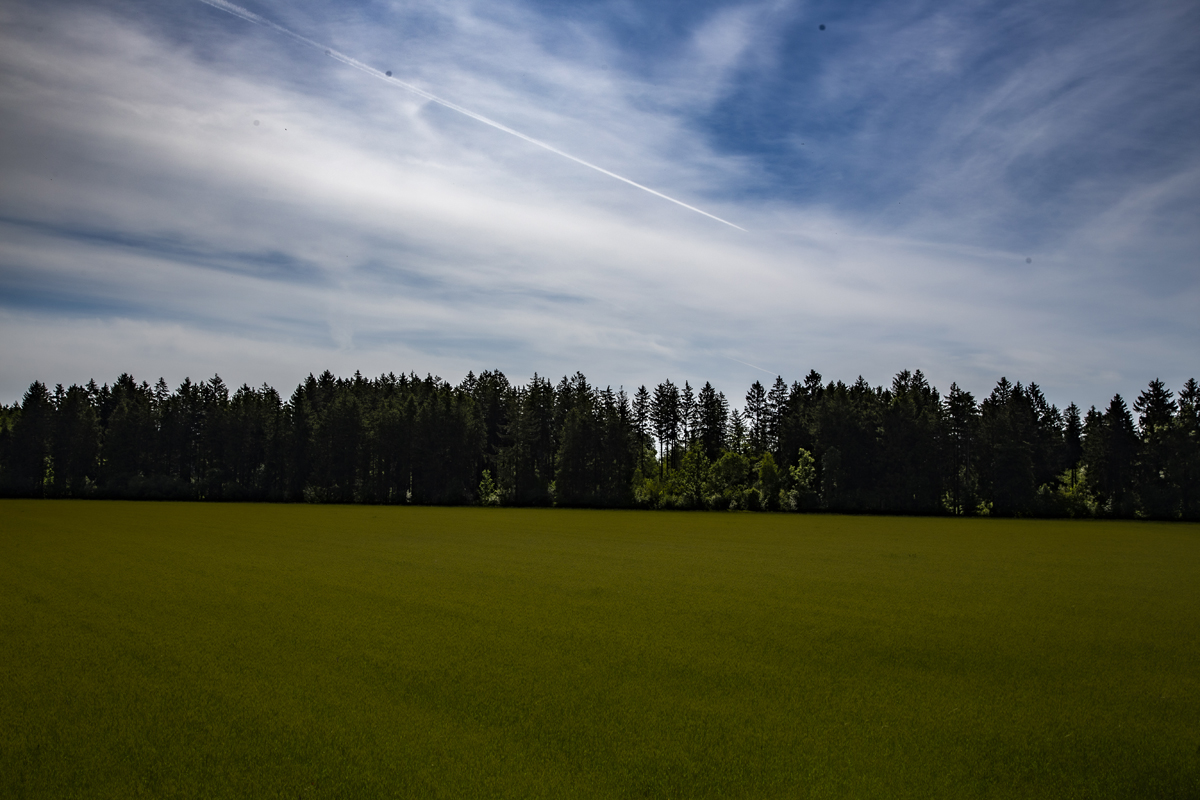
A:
[
  {"xmin": 195, "ymin": 0, "xmax": 746, "ymax": 230},
  {"xmin": 0, "ymin": 0, "xmax": 1195, "ymax": 411}
]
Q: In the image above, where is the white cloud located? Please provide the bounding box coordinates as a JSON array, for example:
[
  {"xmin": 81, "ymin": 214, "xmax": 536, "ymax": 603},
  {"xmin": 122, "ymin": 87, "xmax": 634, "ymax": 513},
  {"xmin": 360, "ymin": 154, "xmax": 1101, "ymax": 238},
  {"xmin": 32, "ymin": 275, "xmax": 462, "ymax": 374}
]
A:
[{"xmin": 0, "ymin": 0, "xmax": 1195, "ymax": 411}]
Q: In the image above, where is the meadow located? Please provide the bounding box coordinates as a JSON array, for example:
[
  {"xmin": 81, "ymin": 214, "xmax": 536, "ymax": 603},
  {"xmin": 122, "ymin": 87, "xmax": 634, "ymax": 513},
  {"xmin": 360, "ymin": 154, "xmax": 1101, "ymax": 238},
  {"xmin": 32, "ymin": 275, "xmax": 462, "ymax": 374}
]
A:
[{"xmin": 1, "ymin": 500, "xmax": 1197, "ymax": 798}]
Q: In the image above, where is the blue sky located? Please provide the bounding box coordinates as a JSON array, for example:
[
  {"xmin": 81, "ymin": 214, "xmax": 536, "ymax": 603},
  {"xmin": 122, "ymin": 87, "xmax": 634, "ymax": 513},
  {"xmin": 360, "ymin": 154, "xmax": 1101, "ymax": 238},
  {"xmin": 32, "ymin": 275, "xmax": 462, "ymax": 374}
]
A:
[{"xmin": 0, "ymin": 0, "xmax": 1196, "ymax": 409}]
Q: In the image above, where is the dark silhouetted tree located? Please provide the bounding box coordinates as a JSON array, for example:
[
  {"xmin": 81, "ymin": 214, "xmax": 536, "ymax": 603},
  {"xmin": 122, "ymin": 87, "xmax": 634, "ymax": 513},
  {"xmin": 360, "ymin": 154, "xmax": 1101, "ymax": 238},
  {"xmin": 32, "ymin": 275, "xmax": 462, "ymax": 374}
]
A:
[
  {"xmin": 696, "ymin": 382, "xmax": 728, "ymax": 462},
  {"xmin": 745, "ymin": 380, "xmax": 768, "ymax": 455},
  {"xmin": 52, "ymin": 384, "xmax": 100, "ymax": 497},
  {"xmin": 1134, "ymin": 378, "xmax": 1178, "ymax": 518},
  {"xmin": 944, "ymin": 382, "xmax": 979, "ymax": 515},
  {"xmin": 8, "ymin": 382, "xmax": 54, "ymax": 496},
  {"xmin": 650, "ymin": 380, "xmax": 680, "ymax": 474}
]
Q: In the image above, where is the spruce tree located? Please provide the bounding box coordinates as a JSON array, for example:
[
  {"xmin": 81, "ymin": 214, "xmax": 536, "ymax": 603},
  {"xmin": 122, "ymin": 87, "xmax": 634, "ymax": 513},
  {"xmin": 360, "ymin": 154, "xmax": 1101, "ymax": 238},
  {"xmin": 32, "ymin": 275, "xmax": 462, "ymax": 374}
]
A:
[
  {"xmin": 745, "ymin": 380, "xmax": 768, "ymax": 455},
  {"xmin": 1134, "ymin": 379, "xmax": 1178, "ymax": 518}
]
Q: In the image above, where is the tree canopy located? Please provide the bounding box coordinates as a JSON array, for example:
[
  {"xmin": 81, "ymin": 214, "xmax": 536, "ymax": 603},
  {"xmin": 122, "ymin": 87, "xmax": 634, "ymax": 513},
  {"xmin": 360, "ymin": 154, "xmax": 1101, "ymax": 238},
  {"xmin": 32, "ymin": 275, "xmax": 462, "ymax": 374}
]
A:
[{"xmin": 1, "ymin": 369, "xmax": 1195, "ymax": 519}]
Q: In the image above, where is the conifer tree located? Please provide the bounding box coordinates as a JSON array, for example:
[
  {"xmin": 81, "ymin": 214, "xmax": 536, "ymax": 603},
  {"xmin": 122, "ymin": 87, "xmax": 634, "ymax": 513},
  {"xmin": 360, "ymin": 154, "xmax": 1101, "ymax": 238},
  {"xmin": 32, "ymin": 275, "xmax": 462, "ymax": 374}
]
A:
[
  {"xmin": 1134, "ymin": 379, "xmax": 1178, "ymax": 518},
  {"xmin": 9, "ymin": 382, "xmax": 54, "ymax": 496},
  {"xmin": 745, "ymin": 380, "xmax": 768, "ymax": 455},
  {"xmin": 632, "ymin": 385, "xmax": 651, "ymax": 476},
  {"xmin": 650, "ymin": 380, "xmax": 680, "ymax": 474},
  {"xmin": 696, "ymin": 382, "xmax": 728, "ymax": 462},
  {"xmin": 1063, "ymin": 403, "xmax": 1083, "ymax": 482},
  {"xmin": 52, "ymin": 384, "xmax": 100, "ymax": 497},
  {"xmin": 1175, "ymin": 379, "xmax": 1199, "ymax": 520},
  {"xmin": 766, "ymin": 376, "xmax": 789, "ymax": 458}
]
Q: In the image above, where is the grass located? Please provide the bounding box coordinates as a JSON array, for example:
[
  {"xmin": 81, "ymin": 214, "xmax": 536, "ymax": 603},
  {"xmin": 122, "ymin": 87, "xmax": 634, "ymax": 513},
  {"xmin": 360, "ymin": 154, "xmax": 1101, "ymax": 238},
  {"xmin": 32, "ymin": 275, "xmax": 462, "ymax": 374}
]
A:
[{"xmin": 1, "ymin": 500, "xmax": 1198, "ymax": 799}]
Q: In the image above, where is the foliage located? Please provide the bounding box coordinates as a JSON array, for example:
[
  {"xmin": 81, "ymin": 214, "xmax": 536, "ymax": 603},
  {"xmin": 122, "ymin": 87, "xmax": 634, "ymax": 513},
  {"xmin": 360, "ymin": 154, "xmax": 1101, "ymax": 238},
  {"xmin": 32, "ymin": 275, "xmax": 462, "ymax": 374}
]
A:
[
  {"xmin": 1, "ymin": 369, "xmax": 1196, "ymax": 518},
  {"xmin": 477, "ymin": 469, "xmax": 501, "ymax": 506},
  {"xmin": 782, "ymin": 448, "xmax": 819, "ymax": 511}
]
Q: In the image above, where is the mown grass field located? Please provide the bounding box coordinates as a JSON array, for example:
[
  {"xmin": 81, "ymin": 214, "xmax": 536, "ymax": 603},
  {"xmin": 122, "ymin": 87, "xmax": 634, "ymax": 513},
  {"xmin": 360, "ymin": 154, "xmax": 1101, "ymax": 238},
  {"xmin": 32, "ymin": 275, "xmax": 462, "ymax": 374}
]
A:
[{"xmin": 1, "ymin": 500, "xmax": 1198, "ymax": 799}]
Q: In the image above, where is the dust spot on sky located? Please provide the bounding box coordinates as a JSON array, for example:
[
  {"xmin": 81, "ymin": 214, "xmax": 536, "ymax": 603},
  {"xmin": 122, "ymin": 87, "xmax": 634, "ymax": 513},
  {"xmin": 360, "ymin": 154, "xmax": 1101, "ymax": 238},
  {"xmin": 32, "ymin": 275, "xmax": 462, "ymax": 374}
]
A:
[
  {"xmin": 386, "ymin": 71, "xmax": 392, "ymax": 77},
  {"xmin": 819, "ymin": 24, "xmax": 826, "ymax": 30},
  {"xmin": 1026, "ymin": 257, "xmax": 1032, "ymax": 264},
  {"xmin": 253, "ymin": 120, "xmax": 259, "ymax": 126}
]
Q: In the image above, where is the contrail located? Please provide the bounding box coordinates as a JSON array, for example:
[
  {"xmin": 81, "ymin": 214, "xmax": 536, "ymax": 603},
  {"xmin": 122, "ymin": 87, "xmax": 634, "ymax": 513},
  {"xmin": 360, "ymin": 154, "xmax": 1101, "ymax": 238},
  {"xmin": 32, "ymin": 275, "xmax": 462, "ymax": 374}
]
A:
[
  {"xmin": 195, "ymin": 0, "xmax": 746, "ymax": 231},
  {"xmin": 725, "ymin": 356, "xmax": 778, "ymax": 377}
]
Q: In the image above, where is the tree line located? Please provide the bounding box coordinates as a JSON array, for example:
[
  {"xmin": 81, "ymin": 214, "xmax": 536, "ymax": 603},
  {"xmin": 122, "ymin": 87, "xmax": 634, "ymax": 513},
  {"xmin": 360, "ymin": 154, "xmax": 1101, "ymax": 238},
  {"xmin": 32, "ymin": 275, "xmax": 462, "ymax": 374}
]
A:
[{"xmin": 0, "ymin": 369, "xmax": 1196, "ymax": 519}]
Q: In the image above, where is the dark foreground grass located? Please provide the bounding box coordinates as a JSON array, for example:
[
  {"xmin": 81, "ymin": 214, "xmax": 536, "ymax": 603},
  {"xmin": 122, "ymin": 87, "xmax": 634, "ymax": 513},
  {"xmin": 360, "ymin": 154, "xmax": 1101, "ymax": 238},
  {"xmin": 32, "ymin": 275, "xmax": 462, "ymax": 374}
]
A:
[{"xmin": 1, "ymin": 502, "xmax": 1198, "ymax": 799}]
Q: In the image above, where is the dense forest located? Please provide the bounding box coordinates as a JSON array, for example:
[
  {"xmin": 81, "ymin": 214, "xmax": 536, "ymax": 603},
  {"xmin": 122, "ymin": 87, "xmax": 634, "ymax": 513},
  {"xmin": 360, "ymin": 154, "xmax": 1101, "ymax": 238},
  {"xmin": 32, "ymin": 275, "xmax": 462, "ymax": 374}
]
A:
[{"xmin": 0, "ymin": 369, "xmax": 1196, "ymax": 519}]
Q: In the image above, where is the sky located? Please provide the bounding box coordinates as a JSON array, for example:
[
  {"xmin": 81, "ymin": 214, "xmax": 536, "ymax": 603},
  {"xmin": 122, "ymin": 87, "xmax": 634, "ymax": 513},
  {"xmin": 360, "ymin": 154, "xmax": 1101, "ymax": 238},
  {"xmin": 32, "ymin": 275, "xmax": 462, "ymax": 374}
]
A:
[{"xmin": 0, "ymin": 0, "xmax": 1197, "ymax": 410}]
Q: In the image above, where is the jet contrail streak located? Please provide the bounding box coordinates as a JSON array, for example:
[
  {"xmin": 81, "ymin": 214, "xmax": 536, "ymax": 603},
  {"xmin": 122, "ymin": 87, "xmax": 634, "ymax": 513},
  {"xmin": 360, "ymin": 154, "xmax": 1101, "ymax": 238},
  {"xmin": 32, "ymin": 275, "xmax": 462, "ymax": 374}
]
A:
[
  {"xmin": 196, "ymin": 0, "xmax": 746, "ymax": 231},
  {"xmin": 725, "ymin": 356, "xmax": 778, "ymax": 377}
]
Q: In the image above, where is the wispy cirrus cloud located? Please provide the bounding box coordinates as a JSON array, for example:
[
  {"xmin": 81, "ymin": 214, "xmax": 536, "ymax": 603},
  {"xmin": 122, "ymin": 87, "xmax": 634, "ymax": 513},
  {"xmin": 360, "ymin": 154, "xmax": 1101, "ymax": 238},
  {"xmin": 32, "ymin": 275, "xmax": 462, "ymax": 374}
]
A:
[{"xmin": 0, "ymin": 0, "xmax": 1195, "ymax": 409}]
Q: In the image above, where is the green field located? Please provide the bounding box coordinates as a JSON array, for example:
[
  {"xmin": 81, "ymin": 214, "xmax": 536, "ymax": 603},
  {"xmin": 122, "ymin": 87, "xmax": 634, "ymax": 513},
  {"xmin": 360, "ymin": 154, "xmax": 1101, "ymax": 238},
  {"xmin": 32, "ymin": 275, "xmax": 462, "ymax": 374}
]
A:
[{"xmin": 1, "ymin": 501, "xmax": 1197, "ymax": 798}]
